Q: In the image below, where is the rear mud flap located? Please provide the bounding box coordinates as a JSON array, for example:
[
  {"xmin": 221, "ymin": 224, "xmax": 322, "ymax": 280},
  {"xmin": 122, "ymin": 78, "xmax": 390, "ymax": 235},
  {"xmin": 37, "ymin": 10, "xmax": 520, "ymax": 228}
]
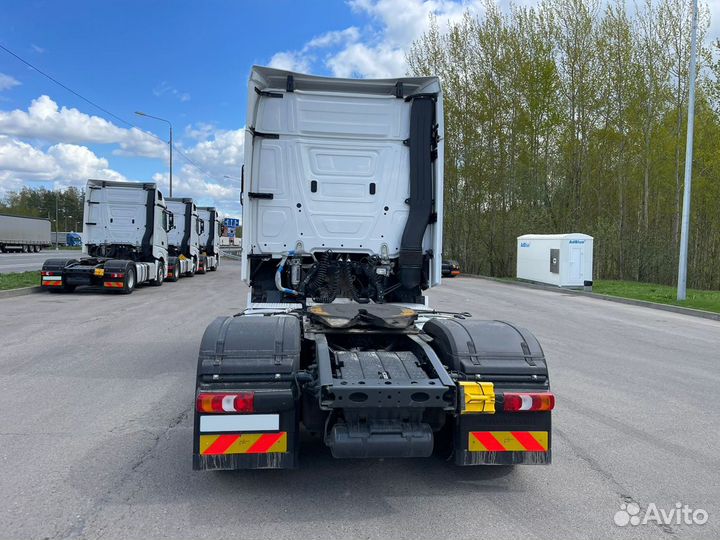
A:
[{"xmin": 454, "ymin": 411, "xmax": 552, "ymax": 466}]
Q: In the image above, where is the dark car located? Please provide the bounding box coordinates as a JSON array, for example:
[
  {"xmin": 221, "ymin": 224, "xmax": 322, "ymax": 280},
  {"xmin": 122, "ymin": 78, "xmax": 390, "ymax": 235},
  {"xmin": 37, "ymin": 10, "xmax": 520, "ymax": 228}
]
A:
[{"xmin": 441, "ymin": 259, "xmax": 460, "ymax": 277}]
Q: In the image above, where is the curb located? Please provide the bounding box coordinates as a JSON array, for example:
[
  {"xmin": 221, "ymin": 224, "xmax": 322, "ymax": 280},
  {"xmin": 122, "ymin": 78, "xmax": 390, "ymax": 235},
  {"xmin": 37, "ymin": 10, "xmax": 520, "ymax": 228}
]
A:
[
  {"xmin": 0, "ymin": 286, "xmax": 43, "ymax": 300},
  {"xmin": 465, "ymin": 275, "xmax": 720, "ymax": 322}
]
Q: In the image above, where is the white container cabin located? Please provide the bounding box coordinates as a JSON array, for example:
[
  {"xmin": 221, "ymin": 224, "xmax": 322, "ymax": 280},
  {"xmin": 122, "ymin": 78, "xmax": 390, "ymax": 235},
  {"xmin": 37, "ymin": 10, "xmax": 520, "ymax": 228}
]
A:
[{"xmin": 516, "ymin": 233, "xmax": 593, "ymax": 288}]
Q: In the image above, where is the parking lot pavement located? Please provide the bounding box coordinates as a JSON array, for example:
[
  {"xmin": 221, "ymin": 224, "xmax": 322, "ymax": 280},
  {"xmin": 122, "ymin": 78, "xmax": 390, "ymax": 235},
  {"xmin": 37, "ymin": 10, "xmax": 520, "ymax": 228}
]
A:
[
  {"xmin": 0, "ymin": 271, "xmax": 718, "ymax": 539},
  {"xmin": 0, "ymin": 249, "xmax": 79, "ymax": 274}
]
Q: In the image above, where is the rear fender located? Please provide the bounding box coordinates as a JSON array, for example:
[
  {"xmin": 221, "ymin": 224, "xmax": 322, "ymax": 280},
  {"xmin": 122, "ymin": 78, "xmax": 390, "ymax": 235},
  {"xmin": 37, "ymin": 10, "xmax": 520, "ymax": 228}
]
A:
[{"xmin": 193, "ymin": 315, "xmax": 302, "ymax": 470}]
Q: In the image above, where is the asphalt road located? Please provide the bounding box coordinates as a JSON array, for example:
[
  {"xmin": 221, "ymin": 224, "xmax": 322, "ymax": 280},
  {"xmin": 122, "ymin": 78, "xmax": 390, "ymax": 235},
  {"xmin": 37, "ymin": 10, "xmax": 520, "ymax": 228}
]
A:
[
  {"xmin": 0, "ymin": 249, "xmax": 79, "ymax": 273},
  {"xmin": 1, "ymin": 268, "xmax": 718, "ymax": 539}
]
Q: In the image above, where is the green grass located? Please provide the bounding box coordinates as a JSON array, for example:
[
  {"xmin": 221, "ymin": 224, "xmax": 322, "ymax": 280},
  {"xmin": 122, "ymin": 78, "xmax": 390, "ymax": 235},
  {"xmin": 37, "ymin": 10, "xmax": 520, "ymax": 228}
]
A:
[
  {"xmin": 0, "ymin": 271, "xmax": 40, "ymax": 291},
  {"xmin": 593, "ymin": 280, "xmax": 720, "ymax": 314}
]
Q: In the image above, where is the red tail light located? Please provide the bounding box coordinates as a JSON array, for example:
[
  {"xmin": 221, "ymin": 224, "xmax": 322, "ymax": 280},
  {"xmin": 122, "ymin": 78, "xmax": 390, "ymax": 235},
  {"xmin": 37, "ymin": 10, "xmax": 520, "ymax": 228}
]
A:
[
  {"xmin": 108, "ymin": 273, "xmax": 125, "ymax": 279},
  {"xmin": 196, "ymin": 392, "xmax": 255, "ymax": 413},
  {"xmin": 503, "ymin": 392, "xmax": 555, "ymax": 412},
  {"xmin": 41, "ymin": 271, "xmax": 55, "ymax": 276}
]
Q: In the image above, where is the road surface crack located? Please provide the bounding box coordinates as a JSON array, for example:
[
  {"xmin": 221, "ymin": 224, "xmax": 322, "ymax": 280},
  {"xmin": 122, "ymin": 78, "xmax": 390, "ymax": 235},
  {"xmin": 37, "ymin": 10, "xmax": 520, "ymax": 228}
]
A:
[
  {"xmin": 51, "ymin": 407, "xmax": 191, "ymax": 539},
  {"xmin": 555, "ymin": 427, "xmax": 675, "ymax": 535}
]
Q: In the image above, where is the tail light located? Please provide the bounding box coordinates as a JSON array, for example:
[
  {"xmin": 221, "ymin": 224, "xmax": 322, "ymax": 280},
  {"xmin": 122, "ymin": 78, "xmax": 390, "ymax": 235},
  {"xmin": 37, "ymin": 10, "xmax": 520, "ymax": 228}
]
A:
[
  {"xmin": 503, "ymin": 392, "xmax": 555, "ymax": 412},
  {"xmin": 41, "ymin": 271, "xmax": 56, "ymax": 276},
  {"xmin": 108, "ymin": 273, "xmax": 124, "ymax": 279},
  {"xmin": 196, "ymin": 392, "xmax": 255, "ymax": 413}
]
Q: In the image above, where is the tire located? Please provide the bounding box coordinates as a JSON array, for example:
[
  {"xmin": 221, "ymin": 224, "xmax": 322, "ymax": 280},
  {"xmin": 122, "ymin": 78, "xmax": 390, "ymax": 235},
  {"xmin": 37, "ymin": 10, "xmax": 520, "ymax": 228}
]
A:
[
  {"xmin": 210, "ymin": 257, "xmax": 218, "ymax": 271},
  {"xmin": 21, "ymin": 245, "xmax": 28, "ymax": 253},
  {"xmin": 168, "ymin": 262, "xmax": 180, "ymax": 282},
  {"xmin": 121, "ymin": 266, "xmax": 136, "ymax": 294},
  {"xmin": 151, "ymin": 261, "xmax": 164, "ymax": 287},
  {"xmin": 197, "ymin": 257, "xmax": 207, "ymax": 275},
  {"xmin": 186, "ymin": 259, "xmax": 196, "ymax": 277}
]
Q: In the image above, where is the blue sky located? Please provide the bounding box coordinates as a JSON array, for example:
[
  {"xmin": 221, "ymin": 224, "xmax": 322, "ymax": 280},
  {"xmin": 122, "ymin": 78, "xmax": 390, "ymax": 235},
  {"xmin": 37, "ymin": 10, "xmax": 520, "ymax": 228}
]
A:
[{"xmin": 0, "ymin": 0, "xmax": 718, "ymax": 217}]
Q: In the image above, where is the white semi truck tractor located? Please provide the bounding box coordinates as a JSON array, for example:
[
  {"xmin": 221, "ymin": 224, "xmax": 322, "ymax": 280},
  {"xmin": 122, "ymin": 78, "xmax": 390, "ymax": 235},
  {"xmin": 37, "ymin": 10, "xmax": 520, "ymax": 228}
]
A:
[
  {"xmin": 197, "ymin": 206, "xmax": 221, "ymax": 272},
  {"xmin": 41, "ymin": 179, "xmax": 171, "ymax": 293},
  {"xmin": 192, "ymin": 67, "xmax": 554, "ymax": 470},
  {"xmin": 165, "ymin": 197, "xmax": 202, "ymax": 281}
]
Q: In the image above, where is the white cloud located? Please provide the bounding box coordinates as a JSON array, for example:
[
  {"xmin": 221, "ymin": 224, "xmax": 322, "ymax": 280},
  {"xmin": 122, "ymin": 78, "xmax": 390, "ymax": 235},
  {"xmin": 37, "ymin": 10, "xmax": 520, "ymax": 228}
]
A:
[
  {"xmin": 327, "ymin": 43, "xmax": 407, "ymax": 78},
  {"xmin": 269, "ymin": 26, "xmax": 361, "ymax": 74},
  {"xmin": 181, "ymin": 128, "xmax": 244, "ymax": 176},
  {"xmin": 0, "ymin": 94, "xmax": 242, "ymax": 216},
  {"xmin": 268, "ymin": 51, "xmax": 313, "ymax": 73},
  {"xmin": 266, "ymin": 0, "xmax": 480, "ymax": 78},
  {"xmin": 0, "ymin": 95, "xmax": 167, "ymax": 158},
  {"xmin": 0, "ymin": 73, "xmax": 21, "ymax": 91},
  {"xmin": 0, "ymin": 135, "xmax": 126, "ymax": 195},
  {"xmin": 153, "ymin": 81, "xmax": 191, "ymax": 102}
]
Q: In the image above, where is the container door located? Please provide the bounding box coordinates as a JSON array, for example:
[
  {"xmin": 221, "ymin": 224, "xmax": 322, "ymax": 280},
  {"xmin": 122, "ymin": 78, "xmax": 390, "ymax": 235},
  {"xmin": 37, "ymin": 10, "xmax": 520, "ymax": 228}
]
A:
[{"xmin": 569, "ymin": 246, "xmax": 583, "ymax": 282}]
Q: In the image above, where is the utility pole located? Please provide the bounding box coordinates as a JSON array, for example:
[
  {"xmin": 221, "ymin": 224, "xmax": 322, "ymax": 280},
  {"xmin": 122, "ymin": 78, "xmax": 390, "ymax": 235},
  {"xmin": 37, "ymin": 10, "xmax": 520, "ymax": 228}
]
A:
[
  {"xmin": 135, "ymin": 111, "xmax": 173, "ymax": 197},
  {"xmin": 677, "ymin": 0, "xmax": 699, "ymax": 301}
]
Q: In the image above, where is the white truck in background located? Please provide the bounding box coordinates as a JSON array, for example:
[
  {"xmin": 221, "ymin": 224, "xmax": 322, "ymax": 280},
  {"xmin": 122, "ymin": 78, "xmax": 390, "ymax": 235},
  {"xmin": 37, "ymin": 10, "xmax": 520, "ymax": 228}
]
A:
[
  {"xmin": 165, "ymin": 197, "xmax": 202, "ymax": 281},
  {"xmin": 41, "ymin": 179, "xmax": 171, "ymax": 293},
  {"xmin": 197, "ymin": 206, "xmax": 221, "ymax": 272},
  {"xmin": 0, "ymin": 214, "xmax": 51, "ymax": 253}
]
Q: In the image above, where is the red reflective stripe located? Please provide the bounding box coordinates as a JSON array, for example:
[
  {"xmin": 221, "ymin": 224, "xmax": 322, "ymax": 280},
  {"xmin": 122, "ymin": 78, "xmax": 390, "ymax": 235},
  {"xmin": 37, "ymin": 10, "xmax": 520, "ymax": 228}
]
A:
[
  {"xmin": 246, "ymin": 433, "xmax": 284, "ymax": 454},
  {"xmin": 471, "ymin": 432, "xmax": 505, "ymax": 452},
  {"xmin": 203, "ymin": 435, "xmax": 240, "ymax": 455},
  {"xmin": 511, "ymin": 431, "xmax": 545, "ymax": 451}
]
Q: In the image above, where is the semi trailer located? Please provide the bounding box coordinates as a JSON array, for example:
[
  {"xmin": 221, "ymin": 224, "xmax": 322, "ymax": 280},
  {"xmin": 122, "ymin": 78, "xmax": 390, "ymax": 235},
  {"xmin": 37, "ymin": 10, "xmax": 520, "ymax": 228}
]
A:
[
  {"xmin": 192, "ymin": 67, "xmax": 554, "ymax": 470},
  {"xmin": 41, "ymin": 179, "xmax": 171, "ymax": 293},
  {"xmin": 0, "ymin": 214, "xmax": 51, "ymax": 252},
  {"xmin": 197, "ymin": 206, "xmax": 221, "ymax": 272},
  {"xmin": 165, "ymin": 197, "xmax": 202, "ymax": 281}
]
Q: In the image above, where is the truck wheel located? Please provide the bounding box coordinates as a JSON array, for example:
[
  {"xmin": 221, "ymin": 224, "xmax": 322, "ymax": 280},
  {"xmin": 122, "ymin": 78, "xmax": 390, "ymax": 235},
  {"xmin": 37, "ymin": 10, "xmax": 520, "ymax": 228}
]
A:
[
  {"xmin": 210, "ymin": 258, "xmax": 218, "ymax": 271},
  {"xmin": 121, "ymin": 266, "xmax": 136, "ymax": 294},
  {"xmin": 168, "ymin": 262, "xmax": 180, "ymax": 282},
  {"xmin": 21, "ymin": 245, "xmax": 28, "ymax": 253},
  {"xmin": 186, "ymin": 259, "xmax": 196, "ymax": 277},
  {"xmin": 151, "ymin": 261, "xmax": 165, "ymax": 287},
  {"xmin": 197, "ymin": 257, "xmax": 207, "ymax": 274}
]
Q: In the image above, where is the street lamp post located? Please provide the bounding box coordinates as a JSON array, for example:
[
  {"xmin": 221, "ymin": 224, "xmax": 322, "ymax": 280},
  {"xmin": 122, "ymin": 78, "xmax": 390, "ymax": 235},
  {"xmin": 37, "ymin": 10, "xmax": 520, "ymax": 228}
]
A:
[
  {"xmin": 55, "ymin": 191, "xmax": 59, "ymax": 251},
  {"xmin": 135, "ymin": 111, "xmax": 173, "ymax": 197},
  {"xmin": 677, "ymin": 0, "xmax": 699, "ymax": 301}
]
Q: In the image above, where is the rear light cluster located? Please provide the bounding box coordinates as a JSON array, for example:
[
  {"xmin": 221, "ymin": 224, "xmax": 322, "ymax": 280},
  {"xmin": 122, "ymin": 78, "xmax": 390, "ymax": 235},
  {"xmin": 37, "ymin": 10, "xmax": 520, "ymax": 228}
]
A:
[
  {"xmin": 503, "ymin": 392, "xmax": 555, "ymax": 412},
  {"xmin": 108, "ymin": 272, "xmax": 124, "ymax": 279},
  {"xmin": 196, "ymin": 392, "xmax": 255, "ymax": 413},
  {"xmin": 41, "ymin": 271, "xmax": 56, "ymax": 276}
]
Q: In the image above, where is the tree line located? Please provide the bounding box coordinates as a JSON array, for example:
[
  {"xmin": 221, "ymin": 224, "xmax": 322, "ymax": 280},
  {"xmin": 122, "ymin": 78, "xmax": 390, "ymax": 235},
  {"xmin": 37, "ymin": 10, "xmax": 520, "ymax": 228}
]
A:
[
  {"xmin": 407, "ymin": 0, "xmax": 720, "ymax": 289},
  {"xmin": 1, "ymin": 187, "xmax": 85, "ymax": 233}
]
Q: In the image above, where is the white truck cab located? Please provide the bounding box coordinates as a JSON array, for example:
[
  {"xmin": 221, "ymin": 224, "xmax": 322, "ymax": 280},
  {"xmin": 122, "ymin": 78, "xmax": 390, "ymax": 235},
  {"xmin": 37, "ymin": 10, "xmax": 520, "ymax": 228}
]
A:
[
  {"xmin": 165, "ymin": 197, "xmax": 202, "ymax": 279},
  {"xmin": 242, "ymin": 66, "xmax": 444, "ymax": 305},
  {"xmin": 197, "ymin": 206, "xmax": 221, "ymax": 272}
]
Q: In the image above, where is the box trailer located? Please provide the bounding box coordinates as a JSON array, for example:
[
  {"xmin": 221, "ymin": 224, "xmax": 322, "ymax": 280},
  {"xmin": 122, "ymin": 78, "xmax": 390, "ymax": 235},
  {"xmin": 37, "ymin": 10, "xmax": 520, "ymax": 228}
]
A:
[
  {"xmin": 41, "ymin": 179, "xmax": 172, "ymax": 293},
  {"xmin": 516, "ymin": 233, "xmax": 593, "ymax": 288},
  {"xmin": 165, "ymin": 198, "xmax": 202, "ymax": 280},
  {"xmin": 0, "ymin": 214, "xmax": 51, "ymax": 253},
  {"xmin": 191, "ymin": 67, "xmax": 554, "ymax": 471},
  {"xmin": 197, "ymin": 206, "xmax": 221, "ymax": 272}
]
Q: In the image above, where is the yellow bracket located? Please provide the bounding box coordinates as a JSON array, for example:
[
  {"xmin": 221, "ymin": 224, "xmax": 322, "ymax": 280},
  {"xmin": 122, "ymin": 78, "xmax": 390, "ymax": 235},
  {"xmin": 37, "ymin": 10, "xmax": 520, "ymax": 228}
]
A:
[
  {"xmin": 460, "ymin": 381, "xmax": 495, "ymax": 414},
  {"xmin": 94, "ymin": 268, "xmax": 104, "ymax": 277}
]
